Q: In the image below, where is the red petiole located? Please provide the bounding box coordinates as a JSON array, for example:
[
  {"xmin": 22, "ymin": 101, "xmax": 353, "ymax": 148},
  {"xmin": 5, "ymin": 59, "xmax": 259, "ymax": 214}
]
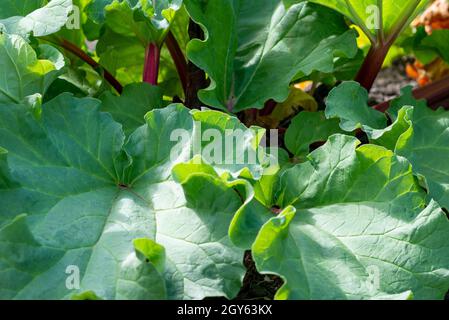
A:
[{"xmin": 143, "ymin": 43, "xmax": 161, "ymax": 86}]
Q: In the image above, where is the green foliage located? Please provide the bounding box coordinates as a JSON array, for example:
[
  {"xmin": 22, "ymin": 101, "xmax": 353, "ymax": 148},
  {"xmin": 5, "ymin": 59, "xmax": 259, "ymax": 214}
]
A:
[
  {"xmin": 308, "ymin": 0, "xmax": 429, "ymax": 44},
  {"xmin": 0, "ymin": 34, "xmax": 60, "ymax": 105},
  {"xmin": 250, "ymin": 135, "xmax": 449, "ymax": 299},
  {"xmin": 185, "ymin": 0, "xmax": 358, "ymax": 112},
  {"xmin": 0, "ymin": 97, "xmax": 262, "ymax": 299},
  {"xmin": 326, "ymin": 81, "xmax": 387, "ymax": 132},
  {"xmin": 0, "ymin": 0, "xmax": 448, "ymax": 301},
  {"xmin": 396, "ymin": 106, "xmax": 449, "ymax": 210},
  {"xmin": 402, "ymin": 27, "xmax": 449, "ymax": 65}
]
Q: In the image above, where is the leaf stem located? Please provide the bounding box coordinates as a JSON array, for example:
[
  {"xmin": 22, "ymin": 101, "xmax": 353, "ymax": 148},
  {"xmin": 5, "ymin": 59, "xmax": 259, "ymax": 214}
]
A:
[
  {"xmin": 355, "ymin": 41, "xmax": 392, "ymax": 91},
  {"xmin": 165, "ymin": 31, "xmax": 188, "ymax": 95},
  {"xmin": 55, "ymin": 39, "xmax": 123, "ymax": 94},
  {"xmin": 376, "ymin": 0, "xmax": 384, "ymax": 44},
  {"xmin": 143, "ymin": 43, "xmax": 161, "ymax": 85}
]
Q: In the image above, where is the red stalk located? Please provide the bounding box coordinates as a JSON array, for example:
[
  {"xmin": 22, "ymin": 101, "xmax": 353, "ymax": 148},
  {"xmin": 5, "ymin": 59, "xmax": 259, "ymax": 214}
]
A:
[
  {"xmin": 355, "ymin": 42, "xmax": 393, "ymax": 92},
  {"xmin": 165, "ymin": 31, "xmax": 188, "ymax": 95},
  {"xmin": 59, "ymin": 39, "xmax": 123, "ymax": 94},
  {"xmin": 143, "ymin": 43, "xmax": 161, "ymax": 85}
]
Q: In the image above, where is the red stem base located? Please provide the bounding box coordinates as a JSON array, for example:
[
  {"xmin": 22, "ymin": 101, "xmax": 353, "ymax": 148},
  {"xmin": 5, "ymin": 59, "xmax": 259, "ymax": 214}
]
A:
[{"xmin": 143, "ymin": 43, "xmax": 161, "ymax": 86}]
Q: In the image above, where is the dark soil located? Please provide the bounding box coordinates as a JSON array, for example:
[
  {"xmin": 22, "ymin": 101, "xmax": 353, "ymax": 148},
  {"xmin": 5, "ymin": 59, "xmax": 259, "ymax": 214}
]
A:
[
  {"xmin": 369, "ymin": 57, "xmax": 417, "ymax": 105},
  {"xmin": 235, "ymin": 251, "xmax": 283, "ymax": 300}
]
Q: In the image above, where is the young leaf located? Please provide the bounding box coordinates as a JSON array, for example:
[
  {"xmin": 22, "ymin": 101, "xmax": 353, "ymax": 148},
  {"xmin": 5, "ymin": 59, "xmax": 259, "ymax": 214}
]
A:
[
  {"xmin": 325, "ymin": 81, "xmax": 387, "ymax": 133},
  {"xmin": 0, "ymin": 34, "xmax": 59, "ymax": 105},
  {"xmin": 325, "ymin": 83, "xmax": 430, "ymax": 151},
  {"xmin": 185, "ymin": 0, "xmax": 358, "ymax": 112},
  {"xmin": 388, "ymin": 86, "xmax": 428, "ymax": 120}
]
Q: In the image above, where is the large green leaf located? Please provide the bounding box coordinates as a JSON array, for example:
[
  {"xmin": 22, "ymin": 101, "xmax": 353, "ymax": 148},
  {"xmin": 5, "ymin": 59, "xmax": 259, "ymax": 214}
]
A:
[
  {"xmin": 246, "ymin": 135, "xmax": 449, "ymax": 299},
  {"xmin": 0, "ymin": 96, "xmax": 269, "ymax": 299},
  {"xmin": 325, "ymin": 82, "xmax": 449, "ymax": 210},
  {"xmin": 325, "ymin": 81, "xmax": 387, "ymax": 133},
  {"xmin": 0, "ymin": 34, "xmax": 59, "ymax": 105},
  {"xmin": 396, "ymin": 106, "xmax": 449, "ymax": 210},
  {"xmin": 0, "ymin": 0, "xmax": 73, "ymax": 38},
  {"xmin": 325, "ymin": 83, "xmax": 428, "ymax": 151},
  {"xmin": 185, "ymin": 0, "xmax": 358, "ymax": 112}
]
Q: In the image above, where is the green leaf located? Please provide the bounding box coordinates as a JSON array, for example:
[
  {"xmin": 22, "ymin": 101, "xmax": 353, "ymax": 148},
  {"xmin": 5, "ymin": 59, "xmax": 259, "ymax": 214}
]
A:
[
  {"xmin": 185, "ymin": 0, "xmax": 358, "ymax": 112},
  {"xmin": 99, "ymin": 83, "xmax": 164, "ymax": 135},
  {"xmin": 323, "ymin": 82, "xmax": 434, "ymax": 155},
  {"xmin": 250, "ymin": 135, "xmax": 449, "ymax": 299},
  {"xmin": 370, "ymin": 105, "xmax": 414, "ymax": 151},
  {"xmin": 158, "ymin": 5, "xmax": 189, "ymax": 98},
  {"xmin": 396, "ymin": 106, "xmax": 449, "ymax": 210},
  {"xmin": 0, "ymin": 96, "xmax": 272, "ymax": 299},
  {"xmin": 86, "ymin": 0, "xmax": 114, "ymax": 23},
  {"xmin": 0, "ymin": 0, "xmax": 73, "ymax": 38},
  {"xmin": 96, "ymin": 0, "xmax": 182, "ymax": 45},
  {"xmin": 404, "ymin": 28, "xmax": 449, "ymax": 65},
  {"xmin": 309, "ymin": 0, "xmax": 428, "ymax": 43},
  {"xmin": 325, "ymin": 84, "xmax": 428, "ymax": 151},
  {"xmin": 96, "ymin": 28, "xmax": 144, "ymax": 85},
  {"xmin": 0, "ymin": 1, "xmax": 46, "ymax": 18},
  {"xmin": 0, "ymin": 34, "xmax": 59, "ymax": 105},
  {"xmin": 285, "ymin": 111, "xmax": 344, "ymax": 159},
  {"xmin": 325, "ymin": 81, "xmax": 387, "ymax": 134},
  {"xmin": 388, "ymin": 86, "xmax": 427, "ymax": 121}
]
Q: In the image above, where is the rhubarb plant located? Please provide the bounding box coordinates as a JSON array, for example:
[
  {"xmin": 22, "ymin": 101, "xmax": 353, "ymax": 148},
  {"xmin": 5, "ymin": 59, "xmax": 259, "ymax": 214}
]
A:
[{"xmin": 0, "ymin": 0, "xmax": 449, "ymax": 301}]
